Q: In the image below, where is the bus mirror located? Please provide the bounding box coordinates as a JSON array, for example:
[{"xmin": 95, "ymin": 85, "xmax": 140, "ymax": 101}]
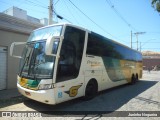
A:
[
  {"xmin": 45, "ymin": 36, "xmax": 60, "ymax": 56},
  {"xmin": 10, "ymin": 42, "xmax": 26, "ymax": 58}
]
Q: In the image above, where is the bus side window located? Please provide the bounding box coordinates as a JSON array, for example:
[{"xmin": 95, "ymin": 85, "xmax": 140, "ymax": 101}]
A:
[{"xmin": 56, "ymin": 26, "xmax": 85, "ymax": 82}]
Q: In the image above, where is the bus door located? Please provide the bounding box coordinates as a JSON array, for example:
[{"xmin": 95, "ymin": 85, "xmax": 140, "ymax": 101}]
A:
[{"xmin": 54, "ymin": 26, "xmax": 85, "ymax": 103}]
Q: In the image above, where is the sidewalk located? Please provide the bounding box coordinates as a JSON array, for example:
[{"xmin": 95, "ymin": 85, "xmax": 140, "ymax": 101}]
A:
[{"xmin": 0, "ymin": 88, "xmax": 21, "ymax": 100}]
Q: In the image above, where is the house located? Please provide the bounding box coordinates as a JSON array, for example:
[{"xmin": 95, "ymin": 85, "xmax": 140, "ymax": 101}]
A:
[
  {"xmin": 0, "ymin": 12, "xmax": 43, "ymax": 90},
  {"xmin": 142, "ymin": 51, "xmax": 160, "ymax": 70}
]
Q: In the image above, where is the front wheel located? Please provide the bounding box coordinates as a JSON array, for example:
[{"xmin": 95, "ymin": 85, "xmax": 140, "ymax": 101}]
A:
[{"xmin": 84, "ymin": 80, "xmax": 98, "ymax": 100}]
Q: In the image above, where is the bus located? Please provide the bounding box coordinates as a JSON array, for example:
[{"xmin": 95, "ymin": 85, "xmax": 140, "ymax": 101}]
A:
[{"xmin": 10, "ymin": 23, "xmax": 143, "ymax": 105}]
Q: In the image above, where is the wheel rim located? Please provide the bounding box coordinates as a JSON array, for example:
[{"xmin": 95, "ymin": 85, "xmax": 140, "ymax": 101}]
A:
[
  {"xmin": 86, "ymin": 82, "xmax": 94, "ymax": 96},
  {"xmin": 85, "ymin": 81, "xmax": 97, "ymax": 99},
  {"xmin": 132, "ymin": 75, "xmax": 136, "ymax": 84}
]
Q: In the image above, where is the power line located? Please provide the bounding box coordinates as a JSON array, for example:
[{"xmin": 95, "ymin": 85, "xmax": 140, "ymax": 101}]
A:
[
  {"xmin": 34, "ymin": 0, "xmax": 47, "ymax": 7},
  {"xmin": 142, "ymin": 48, "xmax": 160, "ymax": 49},
  {"xmin": 50, "ymin": 0, "xmax": 73, "ymax": 23},
  {"xmin": 68, "ymin": 0, "xmax": 118, "ymax": 39},
  {"xmin": 146, "ymin": 32, "xmax": 160, "ymax": 34},
  {"xmin": 54, "ymin": 10, "xmax": 72, "ymax": 23},
  {"xmin": 141, "ymin": 42, "xmax": 160, "ymax": 43},
  {"xmin": 0, "ymin": 0, "xmax": 48, "ymax": 15},
  {"xmin": 134, "ymin": 32, "xmax": 146, "ymax": 51},
  {"xmin": 127, "ymin": 42, "xmax": 160, "ymax": 43},
  {"xmin": 55, "ymin": 0, "xmax": 86, "ymax": 27},
  {"xmin": 24, "ymin": 0, "xmax": 48, "ymax": 9},
  {"xmin": 55, "ymin": 0, "xmax": 61, "ymax": 5},
  {"xmin": 19, "ymin": 0, "xmax": 49, "ymax": 16},
  {"xmin": 105, "ymin": 0, "xmax": 137, "ymax": 31},
  {"xmin": 62, "ymin": 0, "xmax": 79, "ymax": 25}
]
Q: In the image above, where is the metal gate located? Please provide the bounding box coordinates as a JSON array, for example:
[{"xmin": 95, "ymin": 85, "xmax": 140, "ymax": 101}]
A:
[{"xmin": 0, "ymin": 46, "xmax": 7, "ymax": 90}]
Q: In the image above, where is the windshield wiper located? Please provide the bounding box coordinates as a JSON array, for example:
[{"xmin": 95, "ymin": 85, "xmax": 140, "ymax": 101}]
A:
[{"xmin": 20, "ymin": 55, "xmax": 30, "ymax": 77}]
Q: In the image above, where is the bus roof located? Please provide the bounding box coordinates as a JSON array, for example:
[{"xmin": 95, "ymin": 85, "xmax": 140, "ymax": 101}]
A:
[{"xmin": 33, "ymin": 23, "xmax": 141, "ymax": 54}]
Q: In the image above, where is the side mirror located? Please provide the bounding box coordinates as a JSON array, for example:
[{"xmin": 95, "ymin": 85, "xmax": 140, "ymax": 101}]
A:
[
  {"xmin": 45, "ymin": 36, "xmax": 62, "ymax": 57},
  {"xmin": 10, "ymin": 42, "xmax": 26, "ymax": 58}
]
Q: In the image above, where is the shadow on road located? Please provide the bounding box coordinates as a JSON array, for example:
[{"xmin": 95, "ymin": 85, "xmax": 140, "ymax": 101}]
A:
[
  {"xmin": 23, "ymin": 80, "xmax": 158, "ymax": 116},
  {"xmin": 0, "ymin": 96, "xmax": 27, "ymax": 108}
]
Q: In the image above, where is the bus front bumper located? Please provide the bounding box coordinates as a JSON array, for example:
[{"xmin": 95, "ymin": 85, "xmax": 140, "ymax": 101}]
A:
[{"xmin": 17, "ymin": 83, "xmax": 56, "ymax": 105}]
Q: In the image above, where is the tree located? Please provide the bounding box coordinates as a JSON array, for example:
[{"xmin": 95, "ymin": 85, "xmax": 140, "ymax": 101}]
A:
[{"xmin": 152, "ymin": 0, "xmax": 160, "ymax": 13}]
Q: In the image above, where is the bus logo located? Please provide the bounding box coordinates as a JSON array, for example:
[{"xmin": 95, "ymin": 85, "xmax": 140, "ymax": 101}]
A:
[{"xmin": 65, "ymin": 85, "xmax": 82, "ymax": 97}]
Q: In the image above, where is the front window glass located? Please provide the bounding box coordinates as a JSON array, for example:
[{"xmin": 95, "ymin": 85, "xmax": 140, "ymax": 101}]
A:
[
  {"xmin": 56, "ymin": 26, "xmax": 85, "ymax": 82},
  {"xmin": 19, "ymin": 41, "xmax": 56, "ymax": 79},
  {"xmin": 28, "ymin": 26, "xmax": 62, "ymax": 42},
  {"xmin": 19, "ymin": 26, "xmax": 62, "ymax": 80}
]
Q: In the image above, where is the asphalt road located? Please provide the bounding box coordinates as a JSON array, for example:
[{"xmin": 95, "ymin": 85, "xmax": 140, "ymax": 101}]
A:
[{"xmin": 0, "ymin": 70, "xmax": 160, "ymax": 119}]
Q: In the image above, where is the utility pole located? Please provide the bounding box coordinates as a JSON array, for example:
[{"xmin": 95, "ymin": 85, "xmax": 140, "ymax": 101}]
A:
[
  {"xmin": 49, "ymin": 0, "xmax": 53, "ymax": 25},
  {"xmin": 134, "ymin": 32, "xmax": 145, "ymax": 51},
  {"xmin": 140, "ymin": 42, "xmax": 141, "ymax": 52},
  {"xmin": 131, "ymin": 31, "xmax": 132, "ymax": 49}
]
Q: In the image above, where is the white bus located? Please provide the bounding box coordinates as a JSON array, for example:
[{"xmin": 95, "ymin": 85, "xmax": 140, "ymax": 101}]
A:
[{"xmin": 10, "ymin": 23, "xmax": 143, "ymax": 105}]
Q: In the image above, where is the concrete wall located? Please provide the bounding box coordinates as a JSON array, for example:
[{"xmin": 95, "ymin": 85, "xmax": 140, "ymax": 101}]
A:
[
  {"xmin": 143, "ymin": 58, "xmax": 160, "ymax": 70},
  {"xmin": 3, "ymin": 6, "xmax": 49, "ymax": 25},
  {"xmin": 0, "ymin": 13, "xmax": 43, "ymax": 90},
  {"xmin": 0, "ymin": 30, "xmax": 29, "ymax": 89}
]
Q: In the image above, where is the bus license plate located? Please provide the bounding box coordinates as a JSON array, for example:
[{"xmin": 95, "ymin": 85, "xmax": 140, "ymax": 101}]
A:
[{"xmin": 25, "ymin": 91, "xmax": 31, "ymax": 96}]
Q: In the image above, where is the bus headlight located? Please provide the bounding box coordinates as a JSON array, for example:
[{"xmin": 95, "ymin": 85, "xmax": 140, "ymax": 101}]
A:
[{"xmin": 38, "ymin": 84, "xmax": 53, "ymax": 90}]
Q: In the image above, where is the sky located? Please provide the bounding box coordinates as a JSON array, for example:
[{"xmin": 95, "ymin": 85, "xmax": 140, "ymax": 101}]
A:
[{"xmin": 0, "ymin": 0, "xmax": 160, "ymax": 52}]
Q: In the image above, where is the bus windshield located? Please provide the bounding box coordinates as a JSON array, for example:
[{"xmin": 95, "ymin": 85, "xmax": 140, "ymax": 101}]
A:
[
  {"xmin": 28, "ymin": 25, "xmax": 62, "ymax": 42},
  {"xmin": 19, "ymin": 26, "xmax": 62, "ymax": 80},
  {"xmin": 19, "ymin": 41, "xmax": 55, "ymax": 79}
]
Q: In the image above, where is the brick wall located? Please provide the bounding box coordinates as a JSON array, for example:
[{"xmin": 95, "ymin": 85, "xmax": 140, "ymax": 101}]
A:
[{"xmin": 143, "ymin": 58, "xmax": 160, "ymax": 70}]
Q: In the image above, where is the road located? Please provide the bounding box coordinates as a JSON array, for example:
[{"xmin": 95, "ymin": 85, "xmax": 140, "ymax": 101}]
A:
[{"xmin": 0, "ymin": 71, "xmax": 160, "ymax": 119}]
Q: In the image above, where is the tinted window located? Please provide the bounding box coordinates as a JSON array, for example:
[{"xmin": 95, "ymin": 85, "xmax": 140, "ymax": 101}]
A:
[
  {"xmin": 56, "ymin": 26, "xmax": 85, "ymax": 82},
  {"xmin": 86, "ymin": 32, "xmax": 142, "ymax": 61},
  {"xmin": 87, "ymin": 33, "xmax": 122, "ymax": 59},
  {"xmin": 87, "ymin": 33, "xmax": 115, "ymax": 57}
]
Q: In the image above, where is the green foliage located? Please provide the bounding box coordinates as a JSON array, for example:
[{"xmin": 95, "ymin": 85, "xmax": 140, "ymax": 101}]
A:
[
  {"xmin": 152, "ymin": 0, "xmax": 160, "ymax": 12},
  {"xmin": 156, "ymin": 2, "xmax": 160, "ymax": 12}
]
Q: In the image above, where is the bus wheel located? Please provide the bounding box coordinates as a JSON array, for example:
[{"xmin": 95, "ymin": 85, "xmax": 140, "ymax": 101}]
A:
[
  {"xmin": 136, "ymin": 74, "xmax": 138, "ymax": 82},
  {"xmin": 84, "ymin": 80, "xmax": 98, "ymax": 100},
  {"xmin": 131, "ymin": 74, "xmax": 136, "ymax": 85}
]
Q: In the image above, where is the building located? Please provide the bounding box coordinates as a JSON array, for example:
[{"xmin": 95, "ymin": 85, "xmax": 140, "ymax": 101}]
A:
[
  {"xmin": 3, "ymin": 6, "xmax": 49, "ymax": 26},
  {"xmin": 143, "ymin": 58, "xmax": 160, "ymax": 70},
  {"xmin": 142, "ymin": 51, "xmax": 160, "ymax": 70},
  {"xmin": 0, "ymin": 13, "xmax": 43, "ymax": 90}
]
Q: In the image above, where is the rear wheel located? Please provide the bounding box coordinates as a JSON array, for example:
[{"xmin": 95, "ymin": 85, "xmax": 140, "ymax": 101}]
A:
[
  {"xmin": 131, "ymin": 74, "xmax": 136, "ymax": 85},
  {"xmin": 136, "ymin": 74, "xmax": 138, "ymax": 82},
  {"xmin": 84, "ymin": 80, "xmax": 98, "ymax": 100}
]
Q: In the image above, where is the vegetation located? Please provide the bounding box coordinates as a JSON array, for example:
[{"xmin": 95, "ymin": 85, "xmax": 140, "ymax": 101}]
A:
[{"xmin": 152, "ymin": 0, "xmax": 160, "ymax": 12}]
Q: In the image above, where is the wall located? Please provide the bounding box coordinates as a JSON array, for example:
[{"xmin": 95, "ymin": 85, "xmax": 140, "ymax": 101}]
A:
[
  {"xmin": 0, "ymin": 30, "xmax": 29, "ymax": 89},
  {"xmin": 0, "ymin": 13, "xmax": 43, "ymax": 90},
  {"xmin": 143, "ymin": 58, "xmax": 160, "ymax": 70}
]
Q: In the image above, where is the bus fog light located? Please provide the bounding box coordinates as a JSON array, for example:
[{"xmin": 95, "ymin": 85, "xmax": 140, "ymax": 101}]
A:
[{"xmin": 38, "ymin": 84, "xmax": 52, "ymax": 90}]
